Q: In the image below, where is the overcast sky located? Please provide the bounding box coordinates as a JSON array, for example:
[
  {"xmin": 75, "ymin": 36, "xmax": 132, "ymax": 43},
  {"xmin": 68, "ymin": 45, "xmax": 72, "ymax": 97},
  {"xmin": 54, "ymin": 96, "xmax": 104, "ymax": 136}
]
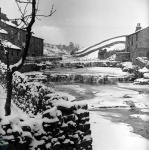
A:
[{"xmin": 0, "ymin": 0, "xmax": 149, "ymax": 47}]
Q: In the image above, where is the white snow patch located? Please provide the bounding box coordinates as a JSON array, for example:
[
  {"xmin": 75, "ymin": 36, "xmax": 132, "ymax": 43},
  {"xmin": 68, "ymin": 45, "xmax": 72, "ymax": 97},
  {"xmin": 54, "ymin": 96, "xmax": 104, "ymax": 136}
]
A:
[
  {"xmin": 90, "ymin": 111, "xmax": 149, "ymax": 150},
  {"xmin": 139, "ymin": 67, "xmax": 149, "ymax": 73},
  {"xmin": 0, "ymin": 29, "xmax": 8, "ymax": 34},
  {"xmin": 143, "ymin": 73, "xmax": 149, "ymax": 79},
  {"xmin": 130, "ymin": 114, "xmax": 149, "ymax": 121},
  {"xmin": 2, "ymin": 40, "xmax": 21, "ymax": 50},
  {"xmin": 141, "ymin": 109, "xmax": 149, "ymax": 113}
]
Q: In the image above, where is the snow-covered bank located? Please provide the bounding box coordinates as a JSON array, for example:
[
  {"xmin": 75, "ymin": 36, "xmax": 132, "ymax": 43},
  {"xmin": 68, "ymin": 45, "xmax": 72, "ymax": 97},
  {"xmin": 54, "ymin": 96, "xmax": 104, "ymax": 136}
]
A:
[
  {"xmin": 0, "ymin": 85, "xmax": 6, "ymax": 116},
  {"xmin": 117, "ymin": 83, "xmax": 149, "ymax": 94},
  {"xmin": 130, "ymin": 114, "xmax": 149, "ymax": 121},
  {"xmin": 90, "ymin": 111, "xmax": 149, "ymax": 150}
]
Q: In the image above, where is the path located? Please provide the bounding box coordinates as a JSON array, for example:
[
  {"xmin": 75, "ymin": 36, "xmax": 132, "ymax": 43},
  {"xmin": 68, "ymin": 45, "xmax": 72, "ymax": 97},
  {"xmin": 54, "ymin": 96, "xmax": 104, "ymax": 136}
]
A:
[
  {"xmin": 0, "ymin": 85, "xmax": 6, "ymax": 116},
  {"xmin": 0, "ymin": 85, "xmax": 25, "ymax": 116}
]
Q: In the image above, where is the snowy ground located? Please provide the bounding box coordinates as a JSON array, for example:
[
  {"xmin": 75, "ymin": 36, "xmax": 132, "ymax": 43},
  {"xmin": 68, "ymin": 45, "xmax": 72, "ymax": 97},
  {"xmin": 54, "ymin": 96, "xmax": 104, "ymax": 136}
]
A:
[
  {"xmin": 45, "ymin": 66, "xmax": 130, "ymax": 77},
  {"xmin": 90, "ymin": 111, "xmax": 149, "ymax": 150}
]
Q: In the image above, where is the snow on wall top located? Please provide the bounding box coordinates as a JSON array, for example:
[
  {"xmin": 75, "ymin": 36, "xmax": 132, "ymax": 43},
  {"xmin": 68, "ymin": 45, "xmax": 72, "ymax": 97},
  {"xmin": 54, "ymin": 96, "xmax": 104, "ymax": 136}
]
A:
[
  {"xmin": 0, "ymin": 28, "xmax": 8, "ymax": 34},
  {"xmin": 1, "ymin": 19, "xmax": 17, "ymax": 27},
  {"xmin": 1, "ymin": 40, "xmax": 21, "ymax": 50}
]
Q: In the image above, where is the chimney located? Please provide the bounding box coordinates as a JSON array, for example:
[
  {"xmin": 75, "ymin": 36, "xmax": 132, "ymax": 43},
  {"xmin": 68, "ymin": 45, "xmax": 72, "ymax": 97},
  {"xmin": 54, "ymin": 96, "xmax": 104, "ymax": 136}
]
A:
[
  {"xmin": 135, "ymin": 23, "xmax": 142, "ymax": 32},
  {"xmin": 0, "ymin": 7, "xmax": 1, "ymax": 27},
  {"xmin": 0, "ymin": 7, "xmax": 1, "ymax": 21}
]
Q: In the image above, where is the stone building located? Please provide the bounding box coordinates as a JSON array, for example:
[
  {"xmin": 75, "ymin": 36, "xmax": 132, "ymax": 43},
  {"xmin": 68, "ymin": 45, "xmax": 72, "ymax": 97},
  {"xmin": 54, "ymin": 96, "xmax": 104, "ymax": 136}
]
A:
[
  {"xmin": 0, "ymin": 40, "xmax": 22, "ymax": 64},
  {"xmin": 0, "ymin": 7, "xmax": 43, "ymax": 62},
  {"xmin": 0, "ymin": 27, "xmax": 22, "ymax": 64},
  {"xmin": 126, "ymin": 23, "xmax": 149, "ymax": 64}
]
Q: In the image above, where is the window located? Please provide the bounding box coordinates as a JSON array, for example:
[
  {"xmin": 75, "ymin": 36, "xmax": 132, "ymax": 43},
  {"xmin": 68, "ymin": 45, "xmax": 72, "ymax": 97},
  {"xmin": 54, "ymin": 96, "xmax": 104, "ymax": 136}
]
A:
[
  {"xmin": 11, "ymin": 51, "xmax": 13, "ymax": 56},
  {"xmin": 136, "ymin": 33, "xmax": 138, "ymax": 41},
  {"xmin": 18, "ymin": 32, "xmax": 21, "ymax": 41},
  {"xmin": 131, "ymin": 37, "xmax": 133, "ymax": 46},
  {"xmin": 11, "ymin": 30, "xmax": 14, "ymax": 39},
  {"xmin": 17, "ymin": 51, "xmax": 19, "ymax": 57}
]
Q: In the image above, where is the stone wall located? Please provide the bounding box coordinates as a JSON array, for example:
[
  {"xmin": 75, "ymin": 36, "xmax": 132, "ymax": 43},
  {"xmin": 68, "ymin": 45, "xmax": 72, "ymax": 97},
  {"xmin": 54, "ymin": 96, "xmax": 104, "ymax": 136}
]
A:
[
  {"xmin": 0, "ymin": 71, "xmax": 92, "ymax": 150},
  {"xmin": 0, "ymin": 20, "xmax": 44, "ymax": 57},
  {"xmin": 60, "ymin": 61, "xmax": 121, "ymax": 68},
  {"xmin": 98, "ymin": 49, "xmax": 107, "ymax": 59},
  {"xmin": 18, "ymin": 63, "xmax": 35, "ymax": 73},
  {"xmin": 0, "ymin": 47, "xmax": 21, "ymax": 64},
  {"xmin": 45, "ymin": 73, "xmax": 135, "ymax": 85},
  {"xmin": 115, "ymin": 52, "xmax": 130, "ymax": 62},
  {"xmin": 126, "ymin": 27, "xmax": 149, "ymax": 64},
  {"xmin": 25, "ymin": 56, "xmax": 62, "ymax": 63},
  {"xmin": 0, "ymin": 103, "xmax": 92, "ymax": 150},
  {"xmin": 133, "ymin": 57, "xmax": 149, "ymax": 69},
  {"xmin": 18, "ymin": 63, "xmax": 46, "ymax": 73},
  {"xmin": 132, "ymin": 48, "xmax": 149, "ymax": 65}
]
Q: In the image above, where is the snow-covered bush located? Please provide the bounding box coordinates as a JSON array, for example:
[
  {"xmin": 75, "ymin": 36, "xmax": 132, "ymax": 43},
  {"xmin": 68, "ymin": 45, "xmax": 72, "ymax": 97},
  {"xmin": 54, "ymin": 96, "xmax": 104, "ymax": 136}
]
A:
[
  {"xmin": 133, "ymin": 78, "xmax": 149, "ymax": 85},
  {"xmin": 0, "ymin": 62, "xmax": 7, "ymax": 87},
  {"xmin": 12, "ymin": 71, "xmax": 55, "ymax": 115},
  {"xmin": 143, "ymin": 73, "xmax": 149, "ymax": 79},
  {"xmin": 26, "ymin": 74, "xmax": 47, "ymax": 83}
]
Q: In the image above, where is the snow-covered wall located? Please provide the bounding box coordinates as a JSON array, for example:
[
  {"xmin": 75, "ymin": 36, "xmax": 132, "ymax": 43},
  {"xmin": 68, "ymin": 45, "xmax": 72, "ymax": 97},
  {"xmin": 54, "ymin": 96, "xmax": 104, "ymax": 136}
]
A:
[
  {"xmin": 0, "ymin": 103, "xmax": 92, "ymax": 150},
  {"xmin": 0, "ymin": 71, "xmax": 92, "ymax": 150},
  {"xmin": 115, "ymin": 52, "xmax": 130, "ymax": 62},
  {"xmin": 126, "ymin": 27, "xmax": 149, "ymax": 63},
  {"xmin": 59, "ymin": 60, "xmax": 121, "ymax": 68}
]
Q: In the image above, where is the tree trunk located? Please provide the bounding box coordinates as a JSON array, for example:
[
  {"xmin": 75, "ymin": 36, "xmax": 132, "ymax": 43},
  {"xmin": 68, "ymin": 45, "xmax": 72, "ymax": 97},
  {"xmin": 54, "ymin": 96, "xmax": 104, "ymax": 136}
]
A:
[{"xmin": 5, "ymin": 71, "xmax": 13, "ymax": 116}]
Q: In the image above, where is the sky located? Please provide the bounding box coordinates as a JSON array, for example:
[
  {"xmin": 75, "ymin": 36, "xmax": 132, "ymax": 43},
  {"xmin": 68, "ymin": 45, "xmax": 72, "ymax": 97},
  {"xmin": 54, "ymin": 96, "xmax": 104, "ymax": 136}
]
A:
[{"xmin": 0, "ymin": 0, "xmax": 149, "ymax": 47}]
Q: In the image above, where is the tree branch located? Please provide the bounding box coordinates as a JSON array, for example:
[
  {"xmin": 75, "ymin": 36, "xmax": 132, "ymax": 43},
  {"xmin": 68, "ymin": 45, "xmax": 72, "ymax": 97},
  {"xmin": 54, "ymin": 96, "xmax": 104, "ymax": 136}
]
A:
[
  {"xmin": 15, "ymin": 0, "xmax": 32, "ymax": 4},
  {"xmin": 11, "ymin": 0, "xmax": 36, "ymax": 73},
  {"xmin": 2, "ymin": 0, "xmax": 56, "ymax": 72}
]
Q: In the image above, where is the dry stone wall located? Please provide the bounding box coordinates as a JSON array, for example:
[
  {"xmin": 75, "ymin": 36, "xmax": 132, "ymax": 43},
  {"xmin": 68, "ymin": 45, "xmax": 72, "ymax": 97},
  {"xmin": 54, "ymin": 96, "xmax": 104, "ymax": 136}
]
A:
[
  {"xmin": 60, "ymin": 60, "xmax": 120, "ymax": 68},
  {"xmin": 0, "ymin": 71, "xmax": 92, "ymax": 150},
  {"xmin": 115, "ymin": 52, "xmax": 130, "ymax": 62},
  {"xmin": 46, "ymin": 73, "xmax": 135, "ymax": 85}
]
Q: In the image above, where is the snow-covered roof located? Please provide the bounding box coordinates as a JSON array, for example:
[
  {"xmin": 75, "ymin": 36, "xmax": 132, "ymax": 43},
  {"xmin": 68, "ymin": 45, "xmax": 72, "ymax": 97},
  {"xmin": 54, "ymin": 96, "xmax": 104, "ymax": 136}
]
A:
[
  {"xmin": 1, "ymin": 19, "xmax": 17, "ymax": 27},
  {"xmin": 1, "ymin": 20, "xmax": 43, "ymax": 40},
  {"xmin": 0, "ymin": 29, "xmax": 8, "ymax": 34},
  {"xmin": 139, "ymin": 67, "xmax": 149, "ymax": 73},
  {"xmin": 1, "ymin": 40, "xmax": 21, "ymax": 50},
  {"xmin": 127, "ymin": 26, "xmax": 149, "ymax": 36}
]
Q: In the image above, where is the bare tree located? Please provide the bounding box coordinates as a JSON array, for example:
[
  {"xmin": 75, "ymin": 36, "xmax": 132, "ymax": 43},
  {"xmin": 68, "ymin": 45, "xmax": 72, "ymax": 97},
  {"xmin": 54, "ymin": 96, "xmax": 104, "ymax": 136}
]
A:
[{"xmin": 0, "ymin": 0, "xmax": 56, "ymax": 116}]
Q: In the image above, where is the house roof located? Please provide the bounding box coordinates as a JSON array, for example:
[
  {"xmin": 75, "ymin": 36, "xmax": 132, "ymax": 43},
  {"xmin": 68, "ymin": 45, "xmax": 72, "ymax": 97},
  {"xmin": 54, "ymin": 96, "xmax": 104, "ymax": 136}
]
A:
[
  {"xmin": 1, "ymin": 19, "xmax": 17, "ymax": 27},
  {"xmin": 1, "ymin": 19, "xmax": 44, "ymax": 40},
  {"xmin": 126, "ymin": 26, "xmax": 149, "ymax": 37},
  {"xmin": 0, "ymin": 28, "xmax": 8, "ymax": 34},
  {"xmin": 1, "ymin": 40, "xmax": 21, "ymax": 50}
]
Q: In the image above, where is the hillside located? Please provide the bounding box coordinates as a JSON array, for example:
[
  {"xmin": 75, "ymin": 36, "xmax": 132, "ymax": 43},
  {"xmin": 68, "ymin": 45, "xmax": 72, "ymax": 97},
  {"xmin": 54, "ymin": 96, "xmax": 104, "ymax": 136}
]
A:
[
  {"xmin": 74, "ymin": 35, "xmax": 126, "ymax": 59},
  {"xmin": 43, "ymin": 43, "xmax": 68, "ymax": 56}
]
